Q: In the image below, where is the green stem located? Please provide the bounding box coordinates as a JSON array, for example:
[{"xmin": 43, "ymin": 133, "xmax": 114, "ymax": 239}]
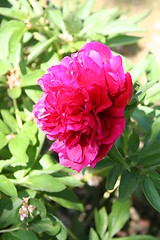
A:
[
  {"xmin": 67, "ymin": 227, "xmax": 78, "ymax": 240},
  {"xmin": 0, "ymin": 227, "xmax": 20, "ymax": 233},
  {"xmin": 13, "ymin": 99, "xmax": 23, "ymax": 129}
]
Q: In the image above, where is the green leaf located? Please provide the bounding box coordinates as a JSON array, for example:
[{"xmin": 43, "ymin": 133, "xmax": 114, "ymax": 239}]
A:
[
  {"xmin": 135, "ymin": 80, "xmax": 157, "ymax": 103},
  {"xmin": 114, "ymin": 235, "xmax": 159, "ymax": 240},
  {"xmin": 27, "ymin": 37, "xmax": 55, "ymax": 64},
  {"xmin": 41, "ymin": 53, "xmax": 59, "ymax": 71},
  {"xmin": 80, "ymin": 8, "xmax": 120, "ymax": 35},
  {"xmin": 131, "ymin": 108, "xmax": 152, "ymax": 133},
  {"xmin": 39, "ymin": 154, "xmax": 64, "ymax": 171},
  {"xmin": 48, "ymin": 9, "xmax": 66, "ymax": 32},
  {"xmin": 106, "ymin": 35, "xmax": 141, "ymax": 47},
  {"xmin": 29, "ymin": 198, "xmax": 47, "ymax": 219},
  {"xmin": 128, "ymin": 130, "xmax": 139, "ymax": 154},
  {"xmin": 144, "ymin": 82, "xmax": 160, "ymax": 104},
  {"xmin": 0, "ymin": 20, "xmax": 26, "ymax": 64},
  {"xmin": 0, "ymin": 7, "xmax": 26, "ymax": 21},
  {"xmin": 108, "ymin": 199, "xmax": 130, "ymax": 238},
  {"xmin": 0, "ymin": 132, "xmax": 8, "ymax": 150},
  {"xmin": 94, "ymin": 207, "xmax": 108, "ymax": 238},
  {"xmin": 106, "ymin": 165, "xmax": 121, "ymax": 190},
  {"xmin": 0, "ymin": 197, "xmax": 22, "ymax": 228},
  {"xmin": 131, "ymin": 9, "xmax": 151, "ymax": 23},
  {"xmin": 7, "ymin": 86, "xmax": 22, "ymax": 99},
  {"xmin": 119, "ymin": 169, "xmax": 139, "ymax": 201},
  {"xmin": 0, "ymin": 175, "xmax": 17, "ymax": 197},
  {"xmin": 30, "ymin": 217, "xmax": 61, "ymax": 236},
  {"xmin": 52, "ymin": 175, "xmax": 83, "ymax": 187},
  {"xmin": 21, "ymin": 121, "xmax": 37, "ymax": 145},
  {"xmin": 130, "ymin": 56, "xmax": 151, "ymax": 84},
  {"xmin": 138, "ymin": 142, "xmax": 160, "ymax": 167},
  {"xmin": 24, "ymin": 86, "xmax": 42, "ymax": 103},
  {"xmin": 1, "ymin": 110, "xmax": 19, "ymax": 133},
  {"xmin": 146, "ymin": 53, "xmax": 160, "ymax": 82},
  {"xmin": 141, "ymin": 176, "xmax": 160, "ymax": 212},
  {"xmin": 11, "ymin": 230, "xmax": 38, "ymax": 240},
  {"xmin": 8, "ymin": 134, "xmax": 29, "ymax": 165},
  {"xmin": 22, "ymin": 69, "xmax": 45, "ymax": 87},
  {"xmin": 89, "ymin": 228, "xmax": 100, "ymax": 240},
  {"xmin": 54, "ymin": 216, "xmax": 67, "ymax": 240},
  {"xmin": 64, "ymin": 14, "xmax": 82, "ymax": 34},
  {"xmin": 49, "ymin": 188, "xmax": 84, "ymax": 212},
  {"xmin": 77, "ymin": 0, "xmax": 95, "ymax": 20},
  {"xmin": 22, "ymin": 174, "xmax": 66, "ymax": 192},
  {"xmin": 97, "ymin": 20, "xmax": 143, "ymax": 35},
  {"xmin": 0, "ymin": 58, "xmax": 11, "ymax": 75},
  {"xmin": 146, "ymin": 171, "xmax": 160, "ymax": 190},
  {"xmin": 108, "ymin": 145, "xmax": 130, "ymax": 171},
  {"xmin": 145, "ymin": 117, "xmax": 160, "ymax": 146}
]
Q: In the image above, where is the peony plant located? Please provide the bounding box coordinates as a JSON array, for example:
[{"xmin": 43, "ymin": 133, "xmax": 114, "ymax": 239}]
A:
[
  {"xmin": 34, "ymin": 42, "xmax": 133, "ymax": 172},
  {"xmin": 0, "ymin": 0, "xmax": 160, "ymax": 239}
]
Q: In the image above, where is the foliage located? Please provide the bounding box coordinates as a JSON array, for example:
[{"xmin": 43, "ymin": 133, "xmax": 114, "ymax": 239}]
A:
[{"xmin": 0, "ymin": 0, "xmax": 160, "ymax": 239}]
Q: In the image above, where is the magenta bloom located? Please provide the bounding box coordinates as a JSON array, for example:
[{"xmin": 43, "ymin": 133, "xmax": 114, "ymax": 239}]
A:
[{"xmin": 33, "ymin": 42, "xmax": 133, "ymax": 172}]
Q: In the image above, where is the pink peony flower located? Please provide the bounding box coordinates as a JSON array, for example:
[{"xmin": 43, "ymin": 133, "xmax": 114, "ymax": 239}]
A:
[{"xmin": 33, "ymin": 42, "xmax": 133, "ymax": 172}]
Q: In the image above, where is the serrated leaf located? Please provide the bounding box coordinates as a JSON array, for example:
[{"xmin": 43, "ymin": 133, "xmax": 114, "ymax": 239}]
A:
[
  {"xmin": 141, "ymin": 176, "xmax": 160, "ymax": 212},
  {"xmin": 77, "ymin": 0, "xmax": 95, "ymax": 20},
  {"xmin": 1, "ymin": 110, "xmax": 19, "ymax": 133},
  {"xmin": 94, "ymin": 207, "xmax": 108, "ymax": 238},
  {"xmin": 89, "ymin": 228, "xmax": 100, "ymax": 240},
  {"xmin": 119, "ymin": 169, "xmax": 139, "ymax": 201},
  {"xmin": 22, "ymin": 174, "xmax": 66, "ymax": 192},
  {"xmin": 108, "ymin": 199, "xmax": 130, "ymax": 238},
  {"xmin": 22, "ymin": 69, "xmax": 45, "ymax": 87},
  {"xmin": 106, "ymin": 165, "xmax": 122, "ymax": 190},
  {"xmin": 108, "ymin": 145, "xmax": 130, "ymax": 171},
  {"xmin": 49, "ymin": 188, "xmax": 84, "ymax": 212},
  {"xmin": 0, "ymin": 175, "xmax": 17, "ymax": 197}
]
